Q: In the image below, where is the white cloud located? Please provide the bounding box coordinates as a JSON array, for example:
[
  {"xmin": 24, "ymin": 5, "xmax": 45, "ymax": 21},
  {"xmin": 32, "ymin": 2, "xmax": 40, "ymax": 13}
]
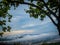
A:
[
  {"xmin": 23, "ymin": 33, "xmax": 57, "ymax": 39},
  {"xmin": 21, "ymin": 22, "xmax": 36, "ymax": 28},
  {"xmin": 21, "ymin": 15, "xmax": 57, "ymax": 28},
  {"xmin": 21, "ymin": 20, "xmax": 51, "ymax": 28},
  {"xmin": 3, "ymin": 30, "xmax": 34, "ymax": 36},
  {"xmin": 1, "ymin": 32, "xmax": 58, "ymax": 43},
  {"xmin": 12, "ymin": 33, "xmax": 58, "ymax": 42}
]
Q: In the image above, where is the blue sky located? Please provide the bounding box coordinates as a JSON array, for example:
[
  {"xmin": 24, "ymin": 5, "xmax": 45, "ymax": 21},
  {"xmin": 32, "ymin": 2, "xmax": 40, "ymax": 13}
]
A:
[{"xmin": 7, "ymin": 4, "xmax": 59, "ymax": 35}]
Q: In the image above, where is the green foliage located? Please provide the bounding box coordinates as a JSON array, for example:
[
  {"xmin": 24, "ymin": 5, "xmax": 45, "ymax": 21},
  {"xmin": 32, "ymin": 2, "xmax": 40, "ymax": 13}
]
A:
[
  {"xmin": 48, "ymin": 0, "xmax": 58, "ymax": 8},
  {"xmin": 0, "ymin": 32, "xmax": 3, "ymax": 37},
  {"xmin": 26, "ymin": 0, "xmax": 58, "ymax": 21},
  {"xmin": 0, "ymin": 0, "xmax": 12, "ymax": 36},
  {"xmin": 0, "ymin": 0, "xmax": 25, "ymax": 36},
  {"xmin": 7, "ymin": 26, "xmax": 11, "ymax": 32},
  {"xmin": 37, "ymin": 1, "xmax": 44, "ymax": 8},
  {"xmin": 6, "ymin": 0, "xmax": 24, "ymax": 9},
  {"xmin": 26, "ymin": 5, "xmax": 46, "ymax": 20},
  {"xmin": 2, "ymin": 27, "xmax": 7, "ymax": 32}
]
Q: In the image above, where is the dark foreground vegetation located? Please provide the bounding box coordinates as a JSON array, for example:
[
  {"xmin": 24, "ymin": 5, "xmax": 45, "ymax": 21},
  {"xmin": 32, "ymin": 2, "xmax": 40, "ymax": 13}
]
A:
[
  {"xmin": 42, "ymin": 42, "xmax": 60, "ymax": 45},
  {"xmin": 0, "ymin": 42, "xmax": 60, "ymax": 45}
]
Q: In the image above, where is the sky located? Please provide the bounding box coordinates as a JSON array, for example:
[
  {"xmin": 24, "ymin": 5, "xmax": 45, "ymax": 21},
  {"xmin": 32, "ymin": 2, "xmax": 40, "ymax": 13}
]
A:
[
  {"xmin": 0, "ymin": 0, "xmax": 59, "ymax": 35},
  {"xmin": 7, "ymin": 4, "xmax": 58, "ymax": 35}
]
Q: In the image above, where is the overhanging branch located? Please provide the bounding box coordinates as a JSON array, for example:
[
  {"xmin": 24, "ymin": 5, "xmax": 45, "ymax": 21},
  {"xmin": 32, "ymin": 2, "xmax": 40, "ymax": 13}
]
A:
[
  {"xmin": 1, "ymin": 1, "xmax": 57, "ymax": 27},
  {"xmin": 20, "ymin": 1, "xmax": 58, "ymax": 27},
  {"xmin": 47, "ymin": 15, "xmax": 57, "ymax": 26},
  {"xmin": 8, "ymin": 1, "xmax": 42, "ymax": 10},
  {"xmin": 42, "ymin": 0, "xmax": 58, "ymax": 19}
]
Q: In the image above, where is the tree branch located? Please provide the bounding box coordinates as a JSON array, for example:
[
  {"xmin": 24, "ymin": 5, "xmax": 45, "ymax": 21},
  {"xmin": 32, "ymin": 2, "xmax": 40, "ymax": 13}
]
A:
[
  {"xmin": 47, "ymin": 15, "xmax": 57, "ymax": 26},
  {"xmin": 21, "ymin": 1, "xmax": 58, "ymax": 27},
  {"xmin": 42, "ymin": 0, "xmax": 58, "ymax": 19},
  {"xmin": 2, "ymin": 1, "xmax": 57, "ymax": 26},
  {"xmin": 10, "ymin": 1, "xmax": 58, "ymax": 26},
  {"xmin": 1, "ymin": 1, "xmax": 41, "ymax": 9},
  {"xmin": 10, "ymin": 0, "xmax": 58, "ymax": 19}
]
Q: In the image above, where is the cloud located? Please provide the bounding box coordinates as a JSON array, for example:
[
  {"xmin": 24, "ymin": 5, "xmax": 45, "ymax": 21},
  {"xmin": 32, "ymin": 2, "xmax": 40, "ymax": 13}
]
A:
[
  {"xmin": 12, "ymin": 33, "xmax": 58, "ymax": 42},
  {"xmin": 3, "ymin": 30, "xmax": 34, "ymax": 36},
  {"xmin": 18, "ymin": 33, "xmax": 58, "ymax": 41},
  {"xmin": 21, "ymin": 23, "xmax": 36, "ymax": 28},
  {"xmin": 21, "ymin": 19, "xmax": 51, "ymax": 28},
  {"xmin": 20, "ymin": 15, "xmax": 57, "ymax": 29}
]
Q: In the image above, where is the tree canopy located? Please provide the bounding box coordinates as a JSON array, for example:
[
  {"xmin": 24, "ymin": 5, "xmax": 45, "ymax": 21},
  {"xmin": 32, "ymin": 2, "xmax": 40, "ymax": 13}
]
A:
[{"xmin": 0, "ymin": 0, "xmax": 60, "ymax": 36}]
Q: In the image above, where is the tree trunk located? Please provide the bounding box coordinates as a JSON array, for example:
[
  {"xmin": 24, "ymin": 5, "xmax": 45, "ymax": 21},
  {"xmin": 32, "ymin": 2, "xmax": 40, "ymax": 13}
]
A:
[
  {"xmin": 57, "ymin": 25, "xmax": 60, "ymax": 35},
  {"xmin": 57, "ymin": 0, "xmax": 60, "ymax": 35},
  {"xmin": 57, "ymin": 10, "xmax": 60, "ymax": 35},
  {"xmin": 58, "ymin": 18, "xmax": 60, "ymax": 35}
]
